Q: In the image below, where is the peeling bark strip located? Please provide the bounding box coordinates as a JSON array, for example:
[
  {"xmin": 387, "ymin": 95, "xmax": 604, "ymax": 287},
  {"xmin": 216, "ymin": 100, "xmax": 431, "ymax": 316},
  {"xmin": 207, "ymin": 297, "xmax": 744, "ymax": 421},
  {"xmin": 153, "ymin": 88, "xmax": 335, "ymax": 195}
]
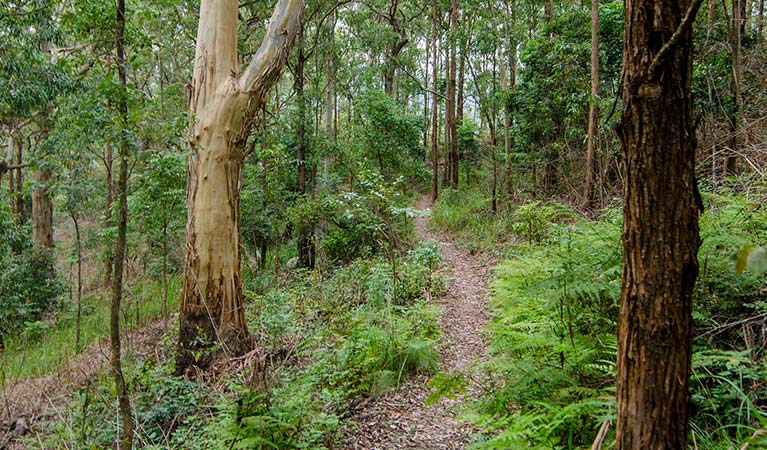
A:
[
  {"xmin": 178, "ymin": 0, "xmax": 303, "ymax": 372},
  {"xmin": 615, "ymin": 0, "xmax": 701, "ymax": 446}
]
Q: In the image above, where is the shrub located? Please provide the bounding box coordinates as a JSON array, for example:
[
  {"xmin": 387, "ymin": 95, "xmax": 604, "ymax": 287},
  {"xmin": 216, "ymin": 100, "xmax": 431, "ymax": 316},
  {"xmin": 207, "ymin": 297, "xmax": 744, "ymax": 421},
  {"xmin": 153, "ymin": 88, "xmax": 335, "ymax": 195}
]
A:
[{"xmin": 0, "ymin": 248, "xmax": 63, "ymax": 343}]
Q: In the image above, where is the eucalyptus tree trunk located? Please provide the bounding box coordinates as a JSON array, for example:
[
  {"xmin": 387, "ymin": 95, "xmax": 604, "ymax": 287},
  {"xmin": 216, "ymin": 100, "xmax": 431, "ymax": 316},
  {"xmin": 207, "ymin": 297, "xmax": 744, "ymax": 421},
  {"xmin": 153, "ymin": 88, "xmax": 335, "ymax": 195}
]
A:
[
  {"xmin": 112, "ymin": 0, "xmax": 134, "ymax": 446},
  {"xmin": 324, "ymin": 16, "xmax": 335, "ymax": 186},
  {"xmin": 584, "ymin": 0, "xmax": 599, "ymax": 208},
  {"xmin": 503, "ymin": 0, "xmax": 515, "ymax": 199},
  {"xmin": 430, "ymin": 0, "xmax": 439, "ymax": 201},
  {"xmin": 31, "ymin": 166, "xmax": 53, "ymax": 248},
  {"xmin": 383, "ymin": 0, "xmax": 408, "ymax": 97},
  {"xmin": 615, "ymin": 0, "xmax": 703, "ymax": 445},
  {"xmin": 500, "ymin": 50, "xmax": 509, "ymax": 199},
  {"xmin": 294, "ymin": 24, "xmax": 315, "ymax": 269},
  {"xmin": 177, "ymin": 0, "xmax": 303, "ymax": 372},
  {"xmin": 104, "ymin": 142, "xmax": 114, "ymax": 286},
  {"xmin": 448, "ymin": 0, "xmax": 459, "ymax": 188},
  {"xmin": 5, "ymin": 133, "xmax": 16, "ymax": 216},
  {"xmin": 71, "ymin": 211, "xmax": 82, "ymax": 351}
]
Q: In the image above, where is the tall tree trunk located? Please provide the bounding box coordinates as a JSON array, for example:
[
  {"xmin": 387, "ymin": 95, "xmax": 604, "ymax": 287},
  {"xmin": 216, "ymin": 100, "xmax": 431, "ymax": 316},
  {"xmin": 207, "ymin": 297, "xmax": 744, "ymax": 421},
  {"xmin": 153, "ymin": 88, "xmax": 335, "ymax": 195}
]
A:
[
  {"xmin": 31, "ymin": 165, "xmax": 53, "ymax": 249},
  {"xmin": 161, "ymin": 217, "xmax": 168, "ymax": 331},
  {"xmin": 503, "ymin": 0, "xmax": 515, "ymax": 199},
  {"xmin": 584, "ymin": 0, "xmax": 599, "ymax": 208},
  {"xmin": 177, "ymin": 0, "xmax": 303, "ymax": 372},
  {"xmin": 456, "ymin": 37, "xmax": 465, "ymax": 127},
  {"xmin": 104, "ymin": 141, "xmax": 114, "ymax": 286},
  {"xmin": 71, "ymin": 211, "xmax": 82, "ymax": 351},
  {"xmin": 726, "ymin": 0, "xmax": 748, "ymax": 174},
  {"xmin": 5, "ymin": 132, "xmax": 13, "ymax": 216},
  {"xmin": 431, "ymin": 0, "xmax": 439, "ymax": 201},
  {"xmin": 383, "ymin": 0, "xmax": 408, "ymax": 97},
  {"xmin": 615, "ymin": 0, "xmax": 702, "ymax": 445},
  {"xmin": 500, "ymin": 46, "xmax": 510, "ymax": 200},
  {"xmin": 732, "ymin": 0, "xmax": 750, "ymax": 146},
  {"xmin": 295, "ymin": 25, "xmax": 315, "ymax": 269},
  {"xmin": 324, "ymin": 16, "xmax": 335, "ymax": 187},
  {"xmin": 442, "ymin": 41, "xmax": 450, "ymax": 188},
  {"xmin": 758, "ymin": 0, "xmax": 764, "ymax": 40},
  {"xmin": 15, "ymin": 141, "xmax": 23, "ymax": 224},
  {"xmin": 448, "ymin": 0, "xmax": 459, "ymax": 188},
  {"xmin": 112, "ymin": 0, "xmax": 134, "ymax": 446}
]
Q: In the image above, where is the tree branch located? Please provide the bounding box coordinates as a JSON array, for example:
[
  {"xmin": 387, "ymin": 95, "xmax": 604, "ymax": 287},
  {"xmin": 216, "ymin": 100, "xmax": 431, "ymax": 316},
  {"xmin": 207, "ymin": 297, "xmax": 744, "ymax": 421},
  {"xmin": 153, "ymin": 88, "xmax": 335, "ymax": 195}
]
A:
[
  {"xmin": 647, "ymin": 0, "xmax": 706, "ymax": 76},
  {"xmin": 239, "ymin": 0, "xmax": 304, "ymax": 98}
]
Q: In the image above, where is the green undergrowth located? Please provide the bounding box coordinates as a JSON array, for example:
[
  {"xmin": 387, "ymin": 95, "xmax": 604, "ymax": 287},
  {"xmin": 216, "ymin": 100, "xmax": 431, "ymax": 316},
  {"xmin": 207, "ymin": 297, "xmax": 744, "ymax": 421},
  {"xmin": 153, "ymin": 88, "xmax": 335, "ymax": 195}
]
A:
[
  {"xmin": 29, "ymin": 240, "xmax": 444, "ymax": 449},
  {"xmin": 433, "ymin": 185, "xmax": 767, "ymax": 449},
  {"xmin": 0, "ymin": 277, "xmax": 180, "ymax": 383},
  {"xmin": 432, "ymin": 188, "xmax": 574, "ymax": 252}
]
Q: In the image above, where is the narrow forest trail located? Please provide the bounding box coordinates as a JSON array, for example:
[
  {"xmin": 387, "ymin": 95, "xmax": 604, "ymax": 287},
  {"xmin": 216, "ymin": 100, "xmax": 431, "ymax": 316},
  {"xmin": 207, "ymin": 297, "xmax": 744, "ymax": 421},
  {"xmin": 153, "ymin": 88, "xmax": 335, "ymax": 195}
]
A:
[{"xmin": 340, "ymin": 195, "xmax": 493, "ymax": 449}]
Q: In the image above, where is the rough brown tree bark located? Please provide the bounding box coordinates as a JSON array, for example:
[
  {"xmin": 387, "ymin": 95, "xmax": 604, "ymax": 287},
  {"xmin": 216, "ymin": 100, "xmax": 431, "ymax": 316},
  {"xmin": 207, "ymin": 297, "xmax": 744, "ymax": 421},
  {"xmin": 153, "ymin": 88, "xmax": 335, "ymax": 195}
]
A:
[
  {"xmin": 448, "ymin": 0, "xmax": 459, "ymax": 188},
  {"xmin": 104, "ymin": 142, "xmax": 114, "ymax": 286},
  {"xmin": 583, "ymin": 0, "xmax": 599, "ymax": 208},
  {"xmin": 615, "ymin": 0, "xmax": 703, "ymax": 446},
  {"xmin": 500, "ymin": 46, "xmax": 510, "ymax": 200},
  {"xmin": 294, "ymin": 24, "xmax": 315, "ymax": 269},
  {"xmin": 111, "ymin": 0, "xmax": 133, "ymax": 446},
  {"xmin": 725, "ymin": 0, "xmax": 748, "ymax": 175},
  {"xmin": 31, "ymin": 165, "xmax": 53, "ymax": 249},
  {"xmin": 382, "ymin": 0, "xmax": 408, "ymax": 97},
  {"xmin": 177, "ymin": 0, "xmax": 303, "ymax": 372},
  {"xmin": 431, "ymin": 0, "xmax": 439, "ymax": 201},
  {"xmin": 502, "ymin": 0, "xmax": 515, "ymax": 199}
]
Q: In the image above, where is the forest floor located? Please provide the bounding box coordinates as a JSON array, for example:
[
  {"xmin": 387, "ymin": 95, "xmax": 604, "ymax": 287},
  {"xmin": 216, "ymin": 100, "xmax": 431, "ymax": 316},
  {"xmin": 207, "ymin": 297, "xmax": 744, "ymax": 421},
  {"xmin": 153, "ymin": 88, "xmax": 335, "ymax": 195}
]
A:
[
  {"xmin": 0, "ymin": 321, "xmax": 166, "ymax": 448},
  {"xmin": 1, "ymin": 195, "xmax": 495, "ymax": 449},
  {"xmin": 339, "ymin": 195, "xmax": 494, "ymax": 449}
]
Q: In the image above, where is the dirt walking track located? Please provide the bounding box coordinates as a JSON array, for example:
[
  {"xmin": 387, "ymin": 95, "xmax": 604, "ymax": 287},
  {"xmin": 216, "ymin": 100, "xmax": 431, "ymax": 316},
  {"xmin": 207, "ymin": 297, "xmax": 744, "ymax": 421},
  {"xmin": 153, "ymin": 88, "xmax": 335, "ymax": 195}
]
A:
[
  {"xmin": 340, "ymin": 195, "xmax": 493, "ymax": 449},
  {"xmin": 1, "ymin": 195, "xmax": 493, "ymax": 449}
]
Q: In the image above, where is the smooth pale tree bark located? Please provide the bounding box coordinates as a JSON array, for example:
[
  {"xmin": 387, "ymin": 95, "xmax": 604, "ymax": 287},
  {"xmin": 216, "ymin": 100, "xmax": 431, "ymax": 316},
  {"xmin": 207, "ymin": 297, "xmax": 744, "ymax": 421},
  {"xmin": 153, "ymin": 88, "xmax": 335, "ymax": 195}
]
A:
[
  {"xmin": 177, "ymin": 0, "xmax": 303, "ymax": 372},
  {"xmin": 615, "ymin": 0, "xmax": 703, "ymax": 445},
  {"xmin": 111, "ymin": 0, "xmax": 134, "ymax": 446},
  {"xmin": 583, "ymin": 0, "xmax": 599, "ymax": 208},
  {"xmin": 430, "ymin": 0, "xmax": 439, "ymax": 201}
]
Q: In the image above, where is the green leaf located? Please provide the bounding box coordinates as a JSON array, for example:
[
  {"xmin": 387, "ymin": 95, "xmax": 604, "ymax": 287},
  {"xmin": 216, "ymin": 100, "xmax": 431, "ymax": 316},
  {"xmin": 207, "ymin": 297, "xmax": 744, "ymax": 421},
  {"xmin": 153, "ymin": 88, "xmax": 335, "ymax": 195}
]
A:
[{"xmin": 735, "ymin": 246, "xmax": 767, "ymax": 276}]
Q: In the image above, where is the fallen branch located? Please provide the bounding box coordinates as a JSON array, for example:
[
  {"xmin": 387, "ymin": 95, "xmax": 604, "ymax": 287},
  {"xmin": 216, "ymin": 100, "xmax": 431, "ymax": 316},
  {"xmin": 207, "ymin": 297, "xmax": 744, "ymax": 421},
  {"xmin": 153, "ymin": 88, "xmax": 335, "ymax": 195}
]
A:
[{"xmin": 696, "ymin": 312, "xmax": 767, "ymax": 340}]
